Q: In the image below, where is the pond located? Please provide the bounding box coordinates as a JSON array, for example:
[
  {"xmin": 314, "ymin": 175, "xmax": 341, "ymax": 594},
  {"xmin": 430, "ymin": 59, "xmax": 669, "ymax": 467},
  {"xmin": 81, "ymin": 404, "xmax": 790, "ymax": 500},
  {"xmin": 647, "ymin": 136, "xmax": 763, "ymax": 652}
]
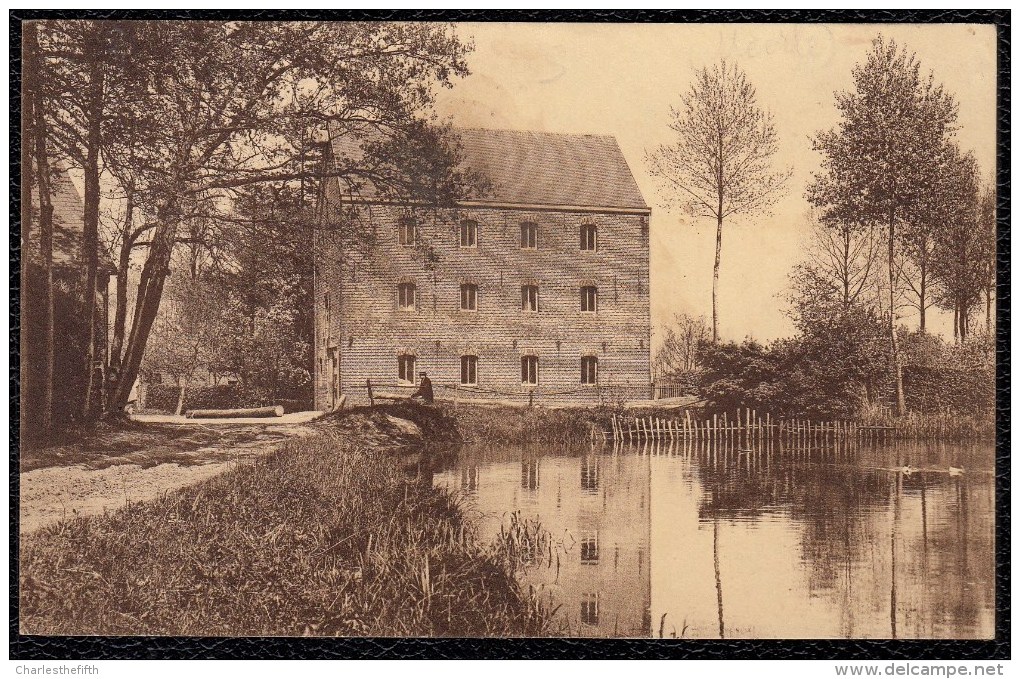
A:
[{"xmin": 432, "ymin": 436, "xmax": 995, "ymax": 639}]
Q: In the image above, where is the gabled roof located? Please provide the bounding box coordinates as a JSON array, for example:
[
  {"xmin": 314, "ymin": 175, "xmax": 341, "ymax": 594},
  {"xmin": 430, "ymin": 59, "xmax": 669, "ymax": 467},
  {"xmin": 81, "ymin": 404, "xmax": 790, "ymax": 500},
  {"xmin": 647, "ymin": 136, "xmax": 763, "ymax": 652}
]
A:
[
  {"xmin": 454, "ymin": 128, "xmax": 648, "ymax": 211},
  {"xmin": 329, "ymin": 125, "xmax": 649, "ymax": 213},
  {"xmin": 24, "ymin": 160, "xmax": 116, "ymax": 273}
]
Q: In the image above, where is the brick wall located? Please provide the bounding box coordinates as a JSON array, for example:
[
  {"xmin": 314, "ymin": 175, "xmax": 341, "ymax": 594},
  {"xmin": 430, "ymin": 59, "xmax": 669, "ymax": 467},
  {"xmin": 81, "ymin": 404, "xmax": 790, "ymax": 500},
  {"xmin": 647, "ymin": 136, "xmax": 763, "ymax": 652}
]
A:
[{"xmin": 315, "ymin": 200, "xmax": 651, "ymax": 409}]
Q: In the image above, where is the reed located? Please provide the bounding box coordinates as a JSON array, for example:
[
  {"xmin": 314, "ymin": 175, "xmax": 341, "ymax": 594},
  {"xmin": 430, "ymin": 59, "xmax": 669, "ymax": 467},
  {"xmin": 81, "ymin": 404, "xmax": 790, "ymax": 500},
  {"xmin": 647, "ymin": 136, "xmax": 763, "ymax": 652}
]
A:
[
  {"xmin": 858, "ymin": 406, "xmax": 994, "ymax": 440},
  {"xmin": 20, "ymin": 429, "xmax": 552, "ymax": 637}
]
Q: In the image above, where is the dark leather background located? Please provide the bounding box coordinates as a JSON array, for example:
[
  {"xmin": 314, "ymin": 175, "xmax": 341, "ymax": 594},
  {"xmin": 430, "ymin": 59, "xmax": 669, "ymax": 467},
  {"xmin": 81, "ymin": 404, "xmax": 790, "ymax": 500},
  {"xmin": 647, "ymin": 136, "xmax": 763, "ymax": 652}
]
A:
[{"xmin": 8, "ymin": 8, "xmax": 1011, "ymax": 661}]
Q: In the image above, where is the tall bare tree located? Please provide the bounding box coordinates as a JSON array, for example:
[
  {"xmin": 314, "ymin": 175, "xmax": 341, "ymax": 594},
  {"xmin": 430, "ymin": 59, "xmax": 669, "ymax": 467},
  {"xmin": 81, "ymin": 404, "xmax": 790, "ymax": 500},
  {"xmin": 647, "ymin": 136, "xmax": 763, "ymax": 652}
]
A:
[
  {"xmin": 647, "ymin": 60, "xmax": 790, "ymax": 343},
  {"xmin": 653, "ymin": 312, "xmax": 711, "ymax": 379},
  {"xmin": 807, "ymin": 36, "xmax": 958, "ymax": 415},
  {"xmin": 795, "ymin": 209, "xmax": 882, "ymax": 312}
]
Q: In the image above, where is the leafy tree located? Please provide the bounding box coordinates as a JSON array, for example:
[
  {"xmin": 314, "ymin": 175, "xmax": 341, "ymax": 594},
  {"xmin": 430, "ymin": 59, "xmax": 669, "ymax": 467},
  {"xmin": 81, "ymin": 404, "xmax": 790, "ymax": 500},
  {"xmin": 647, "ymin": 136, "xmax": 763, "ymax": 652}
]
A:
[
  {"xmin": 27, "ymin": 20, "xmax": 473, "ymax": 418},
  {"xmin": 23, "ymin": 23, "xmax": 57, "ymax": 432},
  {"xmin": 647, "ymin": 60, "xmax": 790, "ymax": 343},
  {"xmin": 211, "ymin": 186, "xmax": 316, "ymax": 404},
  {"xmin": 142, "ymin": 272, "xmax": 227, "ymax": 415},
  {"xmin": 807, "ymin": 36, "xmax": 958, "ymax": 415},
  {"xmin": 976, "ymin": 185, "xmax": 997, "ymax": 336},
  {"xmin": 929, "ymin": 146, "xmax": 986, "ymax": 342},
  {"xmin": 33, "ymin": 20, "xmax": 166, "ymax": 419}
]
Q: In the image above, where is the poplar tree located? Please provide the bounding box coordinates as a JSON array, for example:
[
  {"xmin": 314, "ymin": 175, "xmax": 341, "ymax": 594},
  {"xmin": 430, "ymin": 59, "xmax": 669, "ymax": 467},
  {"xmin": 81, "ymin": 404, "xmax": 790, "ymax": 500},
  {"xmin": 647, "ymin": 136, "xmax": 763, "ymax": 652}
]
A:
[
  {"xmin": 648, "ymin": 60, "xmax": 790, "ymax": 343},
  {"xmin": 807, "ymin": 36, "xmax": 958, "ymax": 415}
]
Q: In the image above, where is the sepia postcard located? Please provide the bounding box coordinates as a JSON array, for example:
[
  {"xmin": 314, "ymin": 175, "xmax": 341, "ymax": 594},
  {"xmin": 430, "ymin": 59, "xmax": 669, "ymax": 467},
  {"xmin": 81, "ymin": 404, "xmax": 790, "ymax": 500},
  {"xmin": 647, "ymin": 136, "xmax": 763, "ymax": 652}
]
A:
[{"xmin": 13, "ymin": 15, "xmax": 1004, "ymax": 658}]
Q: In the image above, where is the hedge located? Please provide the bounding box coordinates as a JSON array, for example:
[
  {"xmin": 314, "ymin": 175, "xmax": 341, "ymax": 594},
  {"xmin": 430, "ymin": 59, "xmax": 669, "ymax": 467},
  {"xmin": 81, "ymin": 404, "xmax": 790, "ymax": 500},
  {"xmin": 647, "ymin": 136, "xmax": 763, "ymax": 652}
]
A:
[{"xmin": 144, "ymin": 384, "xmax": 312, "ymax": 414}]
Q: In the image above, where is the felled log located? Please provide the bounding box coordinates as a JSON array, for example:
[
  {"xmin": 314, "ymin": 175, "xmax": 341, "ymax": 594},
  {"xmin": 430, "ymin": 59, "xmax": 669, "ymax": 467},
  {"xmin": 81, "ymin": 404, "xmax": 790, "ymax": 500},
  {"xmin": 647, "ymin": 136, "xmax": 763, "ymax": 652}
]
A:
[{"xmin": 185, "ymin": 405, "xmax": 284, "ymax": 419}]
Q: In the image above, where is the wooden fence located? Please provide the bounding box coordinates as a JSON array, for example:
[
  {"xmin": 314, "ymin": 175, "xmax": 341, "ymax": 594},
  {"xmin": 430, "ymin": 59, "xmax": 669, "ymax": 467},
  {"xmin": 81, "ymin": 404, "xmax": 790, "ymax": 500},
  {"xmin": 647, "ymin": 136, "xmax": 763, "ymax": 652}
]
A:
[{"xmin": 601, "ymin": 408, "xmax": 897, "ymax": 444}]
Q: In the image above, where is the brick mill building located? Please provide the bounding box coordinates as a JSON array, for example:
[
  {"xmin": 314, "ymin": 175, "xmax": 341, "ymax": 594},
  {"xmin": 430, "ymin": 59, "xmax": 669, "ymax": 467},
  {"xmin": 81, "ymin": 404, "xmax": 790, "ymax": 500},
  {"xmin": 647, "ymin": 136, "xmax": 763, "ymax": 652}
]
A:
[{"xmin": 314, "ymin": 127, "xmax": 651, "ymax": 409}]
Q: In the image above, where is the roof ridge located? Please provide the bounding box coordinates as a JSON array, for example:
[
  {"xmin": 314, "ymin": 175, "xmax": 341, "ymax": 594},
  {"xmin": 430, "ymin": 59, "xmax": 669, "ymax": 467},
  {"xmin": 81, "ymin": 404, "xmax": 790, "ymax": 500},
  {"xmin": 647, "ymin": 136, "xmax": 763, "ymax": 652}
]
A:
[{"xmin": 453, "ymin": 126, "xmax": 615, "ymax": 140}]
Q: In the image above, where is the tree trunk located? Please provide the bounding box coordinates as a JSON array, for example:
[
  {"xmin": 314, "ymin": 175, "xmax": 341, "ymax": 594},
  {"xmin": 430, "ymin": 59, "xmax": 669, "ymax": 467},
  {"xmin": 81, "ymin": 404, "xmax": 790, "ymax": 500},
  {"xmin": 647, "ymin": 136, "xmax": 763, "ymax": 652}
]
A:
[
  {"xmin": 959, "ymin": 295, "xmax": 969, "ymax": 342},
  {"xmin": 712, "ymin": 214, "xmax": 723, "ymax": 343},
  {"xmin": 887, "ymin": 209, "xmax": 906, "ymax": 416},
  {"xmin": 713, "ymin": 510, "xmax": 725, "ymax": 639},
  {"xmin": 953, "ymin": 302, "xmax": 959, "ymax": 344},
  {"xmin": 175, "ymin": 378, "xmax": 187, "ymax": 416},
  {"xmin": 80, "ymin": 42, "xmax": 106, "ymax": 421},
  {"xmin": 985, "ymin": 287, "xmax": 993, "ymax": 335},
  {"xmin": 109, "ymin": 191, "xmax": 134, "ymax": 376},
  {"xmin": 27, "ymin": 24, "xmax": 56, "ymax": 433},
  {"xmin": 917, "ymin": 261, "xmax": 926, "ymax": 334},
  {"xmin": 109, "ymin": 217, "xmax": 178, "ymax": 413},
  {"xmin": 22, "ymin": 25, "xmax": 36, "ymax": 430}
]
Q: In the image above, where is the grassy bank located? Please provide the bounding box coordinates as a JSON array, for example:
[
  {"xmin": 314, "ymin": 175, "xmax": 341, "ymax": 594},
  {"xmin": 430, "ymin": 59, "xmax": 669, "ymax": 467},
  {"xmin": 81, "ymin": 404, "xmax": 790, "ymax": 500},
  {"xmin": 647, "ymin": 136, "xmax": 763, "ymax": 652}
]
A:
[
  {"xmin": 439, "ymin": 403, "xmax": 608, "ymax": 445},
  {"xmin": 20, "ymin": 421, "xmax": 550, "ymax": 636}
]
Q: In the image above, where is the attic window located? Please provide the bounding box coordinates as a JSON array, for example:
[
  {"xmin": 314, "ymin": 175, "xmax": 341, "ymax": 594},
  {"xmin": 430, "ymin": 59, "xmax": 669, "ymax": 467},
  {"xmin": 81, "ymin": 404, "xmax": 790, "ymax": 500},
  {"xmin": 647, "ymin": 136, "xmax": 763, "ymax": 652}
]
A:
[
  {"xmin": 460, "ymin": 220, "xmax": 478, "ymax": 248},
  {"xmin": 398, "ymin": 219, "xmax": 416, "ymax": 246},
  {"xmin": 520, "ymin": 222, "xmax": 538, "ymax": 249}
]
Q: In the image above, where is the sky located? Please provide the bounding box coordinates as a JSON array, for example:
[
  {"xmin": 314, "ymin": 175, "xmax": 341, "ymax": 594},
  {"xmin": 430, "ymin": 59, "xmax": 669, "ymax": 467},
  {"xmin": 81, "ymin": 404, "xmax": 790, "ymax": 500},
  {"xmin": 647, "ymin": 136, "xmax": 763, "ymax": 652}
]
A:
[{"xmin": 433, "ymin": 23, "xmax": 998, "ymax": 347}]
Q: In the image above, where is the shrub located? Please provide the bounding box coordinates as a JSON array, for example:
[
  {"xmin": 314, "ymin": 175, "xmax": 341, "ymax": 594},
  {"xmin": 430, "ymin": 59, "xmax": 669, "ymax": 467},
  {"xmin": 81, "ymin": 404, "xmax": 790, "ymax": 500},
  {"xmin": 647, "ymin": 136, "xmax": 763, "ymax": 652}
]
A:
[{"xmin": 144, "ymin": 384, "xmax": 312, "ymax": 413}]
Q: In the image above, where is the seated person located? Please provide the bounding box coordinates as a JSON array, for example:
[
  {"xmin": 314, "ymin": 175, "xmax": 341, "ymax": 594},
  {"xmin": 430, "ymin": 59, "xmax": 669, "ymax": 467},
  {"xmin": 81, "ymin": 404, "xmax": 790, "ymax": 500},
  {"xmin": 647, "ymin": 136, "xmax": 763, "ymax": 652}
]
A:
[{"xmin": 410, "ymin": 371, "xmax": 434, "ymax": 403}]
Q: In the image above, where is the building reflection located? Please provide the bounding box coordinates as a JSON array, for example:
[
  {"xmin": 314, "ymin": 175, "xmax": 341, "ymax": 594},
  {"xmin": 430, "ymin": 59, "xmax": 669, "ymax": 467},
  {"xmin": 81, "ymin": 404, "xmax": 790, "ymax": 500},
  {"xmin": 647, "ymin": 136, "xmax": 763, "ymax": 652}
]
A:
[
  {"xmin": 521, "ymin": 459, "xmax": 540, "ymax": 491},
  {"xmin": 435, "ymin": 444, "xmax": 651, "ymax": 638},
  {"xmin": 460, "ymin": 465, "xmax": 478, "ymax": 493},
  {"xmin": 434, "ymin": 436, "xmax": 993, "ymax": 639}
]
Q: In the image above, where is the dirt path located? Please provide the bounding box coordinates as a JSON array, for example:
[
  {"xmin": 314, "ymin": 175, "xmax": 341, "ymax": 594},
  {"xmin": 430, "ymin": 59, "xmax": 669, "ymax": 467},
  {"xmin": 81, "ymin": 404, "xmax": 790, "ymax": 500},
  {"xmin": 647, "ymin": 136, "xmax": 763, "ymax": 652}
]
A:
[{"xmin": 19, "ymin": 420, "xmax": 320, "ymax": 537}]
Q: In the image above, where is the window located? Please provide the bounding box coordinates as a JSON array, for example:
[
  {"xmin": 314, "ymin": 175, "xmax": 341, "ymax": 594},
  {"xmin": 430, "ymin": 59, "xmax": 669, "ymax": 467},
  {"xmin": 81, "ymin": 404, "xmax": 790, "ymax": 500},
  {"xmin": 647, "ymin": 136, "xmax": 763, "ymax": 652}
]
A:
[
  {"xmin": 521, "ymin": 284, "xmax": 539, "ymax": 312},
  {"xmin": 580, "ymin": 593, "xmax": 600, "ymax": 626},
  {"xmin": 580, "ymin": 224, "xmax": 597, "ymax": 251},
  {"xmin": 323, "ymin": 292, "xmax": 331, "ymax": 338},
  {"xmin": 521, "ymin": 355, "xmax": 539, "ymax": 385},
  {"xmin": 580, "ymin": 532, "xmax": 599, "ymax": 565},
  {"xmin": 581, "ymin": 456, "xmax": 599, "ymax": 492},
  {"xmin": 461, "ymin": 466, "xmax": 479, "ymax": 492},
  {"xmin": 460, "ymin": 283, "xmax": 477, "ymax": 311},
  {"xmin": 521, "ymin": 459, "xmax": 539, "ymax": 490},
  {"xmin": 460, "ymin": 219, "xmax": 478, "ymax": 247},
  {"xmin": 520, "ymin": 222, "xmax": 538, "ymax": 249},
  {"xmin": 397, "ymin": 282, "xmax": 416, "ymax": 311},
  {"xmin": 460, "ymin": 355, "xmax": 477, "ymax": 386},
  {"xmin": 581, "ymin": 356, "xmax": 598, "ymax": 384},
  {"xmin": 581, "ymin": 285, "xmax": 598, "ymax": 312},
  {"xmin": 398, "ymin": 354, "xmax": 416, "ymax": 385},
  {"xmin": 397, "ymin": 219, "xmax": 416, "ymax": 246}
]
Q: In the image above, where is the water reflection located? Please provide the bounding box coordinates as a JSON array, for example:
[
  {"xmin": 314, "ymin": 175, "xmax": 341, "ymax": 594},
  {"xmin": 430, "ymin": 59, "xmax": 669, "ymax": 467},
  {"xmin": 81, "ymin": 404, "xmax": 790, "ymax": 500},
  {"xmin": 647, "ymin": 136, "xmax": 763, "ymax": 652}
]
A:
[{"xmin": 433, "ymin": 437, "xmax": 994, "ymax": 639}]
